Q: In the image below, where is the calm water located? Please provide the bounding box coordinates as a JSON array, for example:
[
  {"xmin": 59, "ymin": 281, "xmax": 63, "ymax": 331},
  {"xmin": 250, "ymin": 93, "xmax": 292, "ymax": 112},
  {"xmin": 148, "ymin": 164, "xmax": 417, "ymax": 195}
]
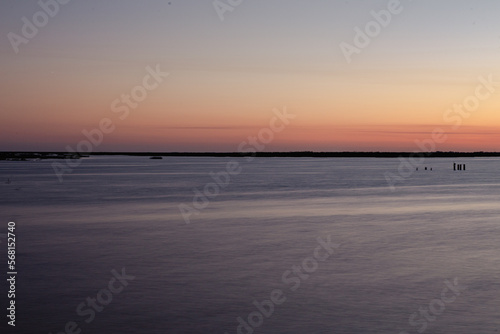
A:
[{"xmin": 0, "ymin": 156, "xmax": 499, "ymax": 333}]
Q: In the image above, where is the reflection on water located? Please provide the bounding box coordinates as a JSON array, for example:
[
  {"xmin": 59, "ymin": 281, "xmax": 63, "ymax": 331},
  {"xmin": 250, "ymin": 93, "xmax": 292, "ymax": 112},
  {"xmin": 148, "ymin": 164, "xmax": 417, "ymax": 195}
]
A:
[{"xmin": 0, "ymin": 156, "xmax": 499, "ymax": 333}]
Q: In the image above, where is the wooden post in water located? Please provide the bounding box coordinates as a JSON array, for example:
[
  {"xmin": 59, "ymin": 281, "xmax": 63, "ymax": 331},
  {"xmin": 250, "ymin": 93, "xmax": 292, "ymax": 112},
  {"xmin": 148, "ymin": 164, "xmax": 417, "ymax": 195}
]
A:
[{"xmin": 453, "ymin": 163, "xmax": 456, "ymax": 171}]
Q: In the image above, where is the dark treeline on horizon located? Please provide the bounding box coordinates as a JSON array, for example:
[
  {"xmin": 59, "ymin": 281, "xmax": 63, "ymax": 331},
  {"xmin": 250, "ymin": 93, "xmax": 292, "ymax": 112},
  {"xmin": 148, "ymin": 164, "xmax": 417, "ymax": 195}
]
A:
[{"xmin": 2, "ymin": 151, "xmax": 500, "ymax": 160}]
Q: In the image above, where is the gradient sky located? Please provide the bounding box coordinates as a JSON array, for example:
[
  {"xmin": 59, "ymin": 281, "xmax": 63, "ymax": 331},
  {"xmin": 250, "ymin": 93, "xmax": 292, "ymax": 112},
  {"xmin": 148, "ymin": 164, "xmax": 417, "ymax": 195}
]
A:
[{"xmin": 1, "ymin": 0, "xmax": 500, "ymax": 152}]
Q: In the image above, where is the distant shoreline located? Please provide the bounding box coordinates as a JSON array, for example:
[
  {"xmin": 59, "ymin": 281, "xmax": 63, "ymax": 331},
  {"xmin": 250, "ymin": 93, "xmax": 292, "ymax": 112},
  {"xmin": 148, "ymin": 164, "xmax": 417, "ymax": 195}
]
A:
[{"xmin": 2, "ymin": 151, "xmax": 500, "ymax": 160}]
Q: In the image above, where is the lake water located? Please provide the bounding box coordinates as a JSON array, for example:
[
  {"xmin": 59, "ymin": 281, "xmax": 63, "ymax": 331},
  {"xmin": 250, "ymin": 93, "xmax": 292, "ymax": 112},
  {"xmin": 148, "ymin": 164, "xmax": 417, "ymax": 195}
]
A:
[{"xmin": 0, "ymin": 156, "xmax": 499, "ymax": 333}]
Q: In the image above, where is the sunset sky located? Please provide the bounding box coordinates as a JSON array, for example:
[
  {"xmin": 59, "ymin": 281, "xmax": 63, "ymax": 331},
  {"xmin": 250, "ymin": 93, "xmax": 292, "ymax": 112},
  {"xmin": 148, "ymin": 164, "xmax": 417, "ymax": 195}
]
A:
[{"xmin": 1, "ymin": 0, "xmax": 500, "ymax": 152}]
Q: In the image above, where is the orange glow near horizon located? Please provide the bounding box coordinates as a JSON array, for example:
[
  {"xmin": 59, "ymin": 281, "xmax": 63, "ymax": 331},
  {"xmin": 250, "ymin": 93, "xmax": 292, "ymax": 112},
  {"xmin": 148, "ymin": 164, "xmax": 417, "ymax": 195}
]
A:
[{"xmin": 2, "ymin": 2, "xmax": 500, "ymax": 152}]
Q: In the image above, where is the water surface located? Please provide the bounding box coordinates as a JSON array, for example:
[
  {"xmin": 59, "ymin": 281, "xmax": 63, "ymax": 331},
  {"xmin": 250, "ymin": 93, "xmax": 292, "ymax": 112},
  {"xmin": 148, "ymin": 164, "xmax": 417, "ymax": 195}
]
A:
[{"xmin": 0, "ymin": 156, "xmax": 499, "ymax": 333}]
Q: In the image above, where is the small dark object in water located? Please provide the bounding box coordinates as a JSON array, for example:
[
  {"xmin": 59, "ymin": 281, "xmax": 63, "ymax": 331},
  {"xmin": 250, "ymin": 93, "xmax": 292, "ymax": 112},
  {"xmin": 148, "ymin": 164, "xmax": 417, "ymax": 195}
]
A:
[{"xmin": 150, "ymin": 156, "xmax": 163, "ymax": 160}]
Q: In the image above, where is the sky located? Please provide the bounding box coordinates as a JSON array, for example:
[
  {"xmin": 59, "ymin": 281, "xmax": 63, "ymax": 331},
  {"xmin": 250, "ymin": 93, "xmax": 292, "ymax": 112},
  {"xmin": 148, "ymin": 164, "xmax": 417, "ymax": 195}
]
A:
[{"xmin": 1, "ymin": 0, "xmax": 500, "ymax": 152}]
